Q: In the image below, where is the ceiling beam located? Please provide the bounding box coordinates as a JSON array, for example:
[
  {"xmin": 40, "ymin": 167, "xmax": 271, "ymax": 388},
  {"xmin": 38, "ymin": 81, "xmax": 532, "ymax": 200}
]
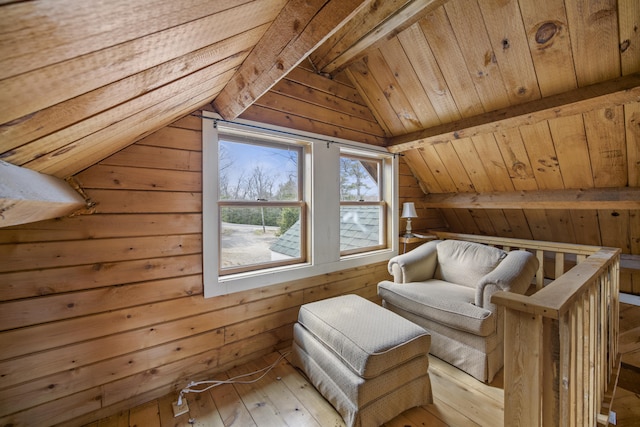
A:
[
  {"xmin": 311, "ymin": 0, "xmax": 449, "ymax": 74},
  {"xmin": 0, "ymin": 160, "xmax": 86, "ymax": 228},
  {"xmin": 422, "ymin": 187, "xmax": 640, "ymax": 210},
  {"xmin": 387, "ymin": 73, "xmax": 640, "ymax": 153},
  {"xmin": 212, "ymin": 0, "xmax": 368, "ymax": 120}
]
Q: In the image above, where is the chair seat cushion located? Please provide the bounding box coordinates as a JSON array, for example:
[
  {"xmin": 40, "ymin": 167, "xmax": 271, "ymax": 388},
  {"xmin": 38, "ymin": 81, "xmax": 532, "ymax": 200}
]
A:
[
  {"xmin": 296, "ymin": 294, "xmax": 430, "ymax": 378},
  {"xmin": 377, "ymin": 279, "xmax": 496, "ymax": 336}
]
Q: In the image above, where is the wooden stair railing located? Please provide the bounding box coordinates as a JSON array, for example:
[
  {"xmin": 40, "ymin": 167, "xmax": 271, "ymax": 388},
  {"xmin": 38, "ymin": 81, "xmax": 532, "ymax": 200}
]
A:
[{"xmin": 431, "ymin": 232, "xmax": 620, "ymax": 427}]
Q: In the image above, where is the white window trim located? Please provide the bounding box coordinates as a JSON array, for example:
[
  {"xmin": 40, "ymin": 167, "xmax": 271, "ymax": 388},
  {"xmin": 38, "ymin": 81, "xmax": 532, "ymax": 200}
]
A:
[{"xmin": 202, "ymin": 111, "xmax": 399, "ymax": 298}]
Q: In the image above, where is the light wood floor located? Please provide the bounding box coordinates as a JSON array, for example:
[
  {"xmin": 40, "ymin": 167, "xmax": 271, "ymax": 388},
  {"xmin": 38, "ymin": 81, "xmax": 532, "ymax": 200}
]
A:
[{"xmin": 87, "ymin": 303, "xmax": 640, "ymax": 427}]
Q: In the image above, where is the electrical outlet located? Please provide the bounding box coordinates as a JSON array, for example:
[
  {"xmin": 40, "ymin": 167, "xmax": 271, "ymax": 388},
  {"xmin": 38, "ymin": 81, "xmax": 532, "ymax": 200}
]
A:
[{"xmin": 172, "ymin": 399, "xmax": 189, "ymax": 417}]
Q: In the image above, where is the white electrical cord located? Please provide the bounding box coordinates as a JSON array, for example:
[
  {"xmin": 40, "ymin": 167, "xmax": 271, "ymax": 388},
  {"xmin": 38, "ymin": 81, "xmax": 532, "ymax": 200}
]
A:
[{"xmin": 177, "ymin": 351, "xmax": 291, "ymax": 406}]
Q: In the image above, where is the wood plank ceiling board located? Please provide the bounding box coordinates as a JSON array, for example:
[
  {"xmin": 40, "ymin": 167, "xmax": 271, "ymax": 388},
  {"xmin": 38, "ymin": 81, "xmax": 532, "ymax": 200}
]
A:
[
  {"xmin": 3, "ymin": 51, "xmax": 248, "ymax": 168},
  {"xmin": 25, "ymin": 69, "xmax": 238, "ymax": 177},
  {"xmin": 584, "ymin": 106, "xmax": 628, "ymax": 188},
  {"xmin": 0, "ymin": 0, "xmax": 252, "ymax": 79},
  {"xmin": 519, "ymin": 0, "xmax": 578, "ymax": 97},
  {"xmin": 254, "ymin": 90, "xmax": 385, "ymax": 136},
  {"xmin": 518, "ymin": 120, "xmax": 565, "ymax": 242},
  {"xmin": 402, "ymin": 149, "xmax": 444, "ymax": 194},
  {"xmin": 213, "ymin": 0, "xmax": 369, "ymax": 120},
  {"xmin": 269, "ymin": 79, "xmax": 378, "ymax": 124},
  {"xmin": 619, "ymin": 0, "xmax": 640, "ymax": 75},
  {"xmin": 311, "ymin": 0, "xmax": 450, "ymax": 74},
  {"xmin": 570, "ymin": 210, "xmax": 603, "ymax": 246},
  {"xmin": 364, "ymin": 48, "xmax": 424, "ymax": 133},
  {"xmin": 0, "ymin": 25, "xmax": 267, "ymax": 159},
  {"xmin": 450, "ymin": 137, "xmax": 494, "ymax": 192},
  {"xmin": 547, "ymin": 115, "xmax": 594, "ymax": 189},
  {"xmin": 397, "ymin": 23, "xmax": 462, "ymax": 124},
  {"xmin": 565, "ymin": 0, "xmax": 621, "ymax": 86},
  {"xmin": 433, "ymin": 140, "xmax": 476, "ymax": 192},
  {"xmin": 345, "ymin": 60, "xmax": 405, "ymax": 135},
  {"xmin": 419, "ymin": 7, "xmax": 485, "ymax": 119},
  {"xmin": 493, "ymin": 127, "xmax": 538, "ymax": 191},
  {"xmin": 477, "ymin": 0, "xmax": 541, "ymax": 105},
  {"xmin": 471, "ymin": 133, "xmax": 515, "ymax": 192},
  {"xmin": 285, "ymin": 63, "xmax": 366, "ymax": 104},
  {"xmin": 379, "ymin": 38, "xmax": 441, "ymax": 129},
  {"xmin": 418, "ymin": 145, "xmax": 458, "ymax": 193},
  {"xmin": 443, "ymin": 0, "xmax": 511, "ymax": 112},
  {"xmin": 0, "ymin": 0, "xmax": 285, "ymax": 126},
  {"xmin": 17, "ymin": 61, "xmax": 235, "ymax": 174},
  {"xmin": 598, "ymin": 208, "xmax": 632, "ymax": 253},
  {"xmin": 502, "ymin": 209, "xmax": 534, "ymax": 240}
]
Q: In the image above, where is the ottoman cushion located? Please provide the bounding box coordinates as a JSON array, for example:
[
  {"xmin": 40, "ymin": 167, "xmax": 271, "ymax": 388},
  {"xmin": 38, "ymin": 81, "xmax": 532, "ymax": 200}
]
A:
[{"xmin": 297, "ymin": 294, "xmax": 431, "ymax": 378}]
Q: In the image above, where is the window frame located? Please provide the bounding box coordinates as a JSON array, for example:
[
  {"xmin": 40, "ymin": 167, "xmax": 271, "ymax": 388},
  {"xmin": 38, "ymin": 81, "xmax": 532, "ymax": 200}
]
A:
[
  {"xmin": 339, "ymin": 153, "xmax": 387, "ymax": 256},
  {"xmin": 216, "ymin": 135, "xmax": 306, "ymax": 275},
  {"xmin": 203, "ymin": 112, "xmax": 399, "ymax": 298}
]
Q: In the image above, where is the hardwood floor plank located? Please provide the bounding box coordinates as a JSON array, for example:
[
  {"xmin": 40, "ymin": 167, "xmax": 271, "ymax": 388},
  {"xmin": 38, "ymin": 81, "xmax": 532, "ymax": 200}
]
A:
[
  {"xmin": 186, "ymin": 391, "xmax": 226, "ymax": 427},
  {"xmin": 208, "ymin": 372, "xmax": 256, "ymax": 427},
  {"xmin": 429, "ymin": 359, "xmax": 504, "ymax": 427},
  {"xmin": 96, "ymin": 410, "xmax": 128, "ymax": 427},
  {"xmin": 399, "ymin": 405, "xmax": 449, "ymax": 427},
  {"xmin": 129, "ymin": 400, "xmax": 161, "ymax": 427},
  {"xmin": 425, "ymin": 396, "xmax": 482, "ymax": 427},
  {"xmin": 234, "ymin": 358, "xmax": 322, "ymax": 427},
  {"xmin": 267, "ymin": 352, "xmax": 345, "ymax": 426}
]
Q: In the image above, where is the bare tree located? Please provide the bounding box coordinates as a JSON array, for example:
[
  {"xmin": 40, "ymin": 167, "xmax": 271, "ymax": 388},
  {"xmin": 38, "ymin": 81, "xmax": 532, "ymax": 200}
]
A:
[{"xmin": 247, "ymin": 165, "xmax": 276, "ymax": 200}]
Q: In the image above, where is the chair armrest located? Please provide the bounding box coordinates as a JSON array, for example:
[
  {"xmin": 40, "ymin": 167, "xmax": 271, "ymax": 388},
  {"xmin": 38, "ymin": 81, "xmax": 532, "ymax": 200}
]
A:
[
  {"xmin": 388, "ymin": 240, "xmax": 442, "ymax": 283},
  {"xmin": 475, "ymin": 250, "xmax": 539, "ymax": 309}
]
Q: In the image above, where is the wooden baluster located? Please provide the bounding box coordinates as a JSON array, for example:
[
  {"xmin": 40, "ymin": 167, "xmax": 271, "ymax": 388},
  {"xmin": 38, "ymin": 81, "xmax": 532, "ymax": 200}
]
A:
[
  {"xmin": 536, "ymin": 249, "xmax": 544, "ymax": 289},
  {"xmin": 555, "ymin": 252, "xmax": 565, "ymax": 280}
]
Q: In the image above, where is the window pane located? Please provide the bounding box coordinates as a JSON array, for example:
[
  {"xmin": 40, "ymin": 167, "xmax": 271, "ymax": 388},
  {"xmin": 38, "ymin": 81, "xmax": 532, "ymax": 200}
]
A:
[
  {"xmin": 340, "ymin": 205, "xmax": 383, "ymax": 252},
  {"xmin": 220, "ymin": 206, "xmax": 302, "ymax": 271},
  {"xmin": 340, "ymin": 156, "xmax": 380, "ymax": 201},
  {"xmin": 219, "ymin": 139, "xmax": 300, "ymax": 201}
]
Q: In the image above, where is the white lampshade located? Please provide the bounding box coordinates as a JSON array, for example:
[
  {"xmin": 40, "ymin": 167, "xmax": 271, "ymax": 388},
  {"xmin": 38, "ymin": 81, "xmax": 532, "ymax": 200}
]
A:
[{"xmin": 401, "ymin": 202, "xmax": 417, "ymax": 218}]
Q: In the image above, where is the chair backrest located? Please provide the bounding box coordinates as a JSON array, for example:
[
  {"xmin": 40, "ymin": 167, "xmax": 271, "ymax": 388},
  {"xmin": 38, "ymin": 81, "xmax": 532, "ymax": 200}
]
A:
[{"xmin": 434, "ymin": 240, "xmax": 507, "ymax": 288}]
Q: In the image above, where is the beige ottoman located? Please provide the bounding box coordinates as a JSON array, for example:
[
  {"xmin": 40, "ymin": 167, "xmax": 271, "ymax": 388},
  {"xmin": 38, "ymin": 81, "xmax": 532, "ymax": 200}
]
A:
[{"xmin": 291, "ymin": 294, "xmax": 432, "ymax": 427}]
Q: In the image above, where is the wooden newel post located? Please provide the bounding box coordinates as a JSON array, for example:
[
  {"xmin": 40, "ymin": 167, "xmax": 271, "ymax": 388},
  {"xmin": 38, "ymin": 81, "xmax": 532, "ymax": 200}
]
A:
[{"xmin": 503, "ymin": 307, "xmax": 543, "ymax": 426}]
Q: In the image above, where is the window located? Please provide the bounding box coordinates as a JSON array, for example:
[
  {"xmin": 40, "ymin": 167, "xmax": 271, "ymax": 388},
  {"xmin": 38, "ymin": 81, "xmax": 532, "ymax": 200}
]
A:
[
  {"xmin": 339, "ymin": 154, "xmax": 386, "ymax": 255},
  {"xmin": 203, "ymin": 112, "xmax": 399, "ymax": 297},
  {"xmin": 218, "ymin": 136, "xmax": 305, "ymax": 275}
]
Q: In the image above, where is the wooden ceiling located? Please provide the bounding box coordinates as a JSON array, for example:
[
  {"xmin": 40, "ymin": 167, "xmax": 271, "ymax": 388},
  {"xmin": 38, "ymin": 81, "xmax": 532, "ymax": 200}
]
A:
[{"xmin": 0, "ymin": 0, "xmax": 639, "ymax": 252}]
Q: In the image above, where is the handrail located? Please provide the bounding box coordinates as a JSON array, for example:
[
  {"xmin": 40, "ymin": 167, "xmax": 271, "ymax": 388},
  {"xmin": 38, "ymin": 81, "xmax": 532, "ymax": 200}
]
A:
[{"xmin": 430, "ymin": 232, "xmax": 620, "ymax": 427}]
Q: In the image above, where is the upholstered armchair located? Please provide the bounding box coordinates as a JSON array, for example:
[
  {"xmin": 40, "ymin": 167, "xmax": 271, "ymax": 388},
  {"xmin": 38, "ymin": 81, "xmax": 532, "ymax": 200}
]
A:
[{"xmin": 377, "ymin": 239, "xmax": 539, "ymax": 382}]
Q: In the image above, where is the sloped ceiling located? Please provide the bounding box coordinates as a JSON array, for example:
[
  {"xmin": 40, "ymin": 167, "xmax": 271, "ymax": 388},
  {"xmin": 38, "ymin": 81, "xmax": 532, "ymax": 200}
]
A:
[
  {"xmin": 0, "ymin": 0, "xmax": 441, "ymax": 177},
  {"xmin": 0, "ymin": 0, "xmax": 639, "ymax": 251}
]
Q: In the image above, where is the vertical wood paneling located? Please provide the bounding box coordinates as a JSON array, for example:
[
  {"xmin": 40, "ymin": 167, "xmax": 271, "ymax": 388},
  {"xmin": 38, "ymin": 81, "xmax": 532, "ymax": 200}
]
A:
[
  {"xmin": 520, "ymin": 0, "xmax": 577, "ymax": 96},
  {"xmin": 243, "ymin": 63, "xmax": 387, "ymax": 145},
  {"xmin": 444, "ymin": 0, "xmax": 511, "ymax": 111},
  {"xmin": 478, "ymin": 0, "xmax": 541, "ymax": 104},
  {"xmin": 0, "ymin": 111, "xmax": 394, "ymax": 426},
  {"xmin": 565, "ymin": 0, "xmax": 620, "ymax": 86},
  {"xmin": 419, "ymin": 7, "xmax": 485, "ymax": 119}
]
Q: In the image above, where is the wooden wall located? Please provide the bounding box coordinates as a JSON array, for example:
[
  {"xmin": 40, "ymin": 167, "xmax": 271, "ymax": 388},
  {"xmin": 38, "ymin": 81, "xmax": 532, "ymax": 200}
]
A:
[
  {"xmin": 0, "ymin": 66, "xmax": 446, "ymax": 425},
  {"xmin": 240, "ymin": 60, "xmax": 387, "ymax": 146},
  {"xmin": 0, "ymin": 115, "xmax": 383, "ymax": 426}
]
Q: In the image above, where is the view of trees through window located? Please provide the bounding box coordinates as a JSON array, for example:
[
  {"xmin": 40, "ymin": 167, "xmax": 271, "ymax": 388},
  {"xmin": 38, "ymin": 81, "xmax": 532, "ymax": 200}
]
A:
[{"xmin": 218, "ymin": 137, "xmax": 384, "ymax": 273}]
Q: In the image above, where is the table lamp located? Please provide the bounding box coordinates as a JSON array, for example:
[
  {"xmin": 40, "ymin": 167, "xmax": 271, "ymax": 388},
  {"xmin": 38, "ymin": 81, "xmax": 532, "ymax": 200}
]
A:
[{"xmin": 401, "ymin": 202, "xmax": 417, "ymax": 237}]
